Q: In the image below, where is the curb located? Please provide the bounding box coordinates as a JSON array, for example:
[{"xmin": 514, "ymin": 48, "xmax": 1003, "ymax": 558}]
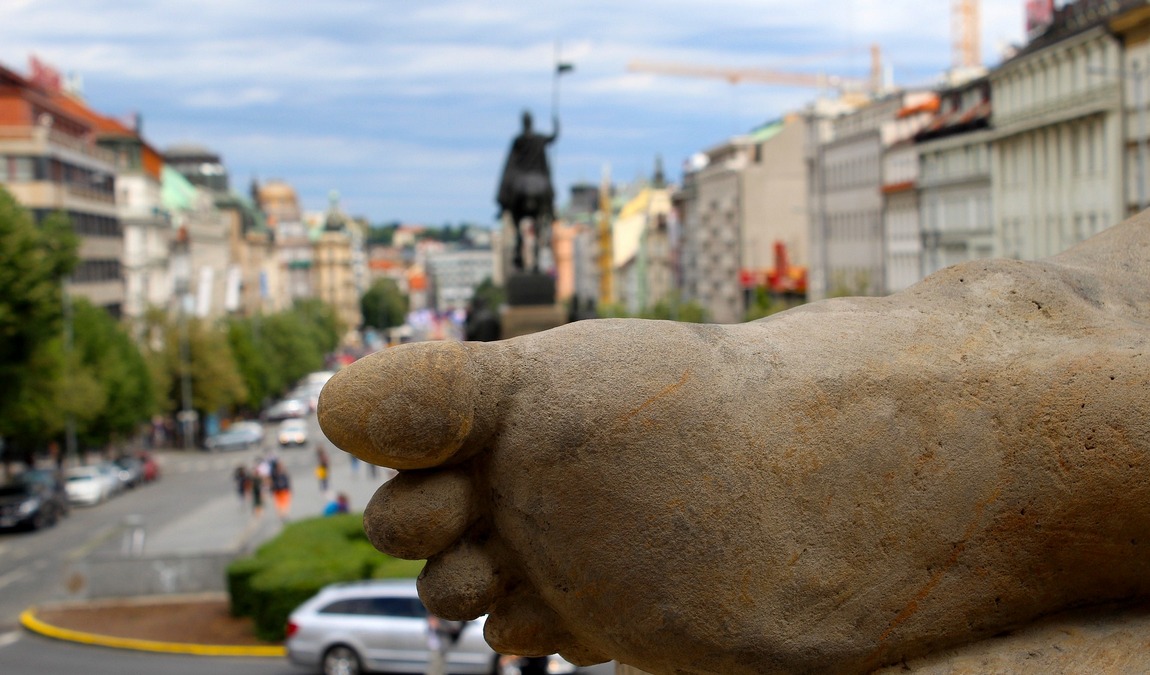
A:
[{"xmin": 19, "ymin": 607, "xmax": 285, "ymax": 658}]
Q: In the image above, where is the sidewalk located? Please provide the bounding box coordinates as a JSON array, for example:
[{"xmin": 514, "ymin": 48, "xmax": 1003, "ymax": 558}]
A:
[{"xmin": 145, "ymin": 447, "xmax": 391, "ymax": 557}]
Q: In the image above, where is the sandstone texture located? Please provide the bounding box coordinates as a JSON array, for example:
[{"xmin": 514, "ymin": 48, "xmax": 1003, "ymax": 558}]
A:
[{"xmin": 319, "ymin": 214, "xmax": 1150, "ymax": 674}]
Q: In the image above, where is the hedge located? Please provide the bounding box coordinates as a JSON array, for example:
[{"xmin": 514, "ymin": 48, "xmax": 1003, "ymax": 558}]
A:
[{"xmin": 226, "ymin": 513, "xmax": 424, "ymax": 641}]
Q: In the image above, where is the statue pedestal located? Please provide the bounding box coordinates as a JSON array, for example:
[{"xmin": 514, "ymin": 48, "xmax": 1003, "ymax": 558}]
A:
[{"xmin": 501, "ymin": 272, "xmax": 564, "ymax": 339}]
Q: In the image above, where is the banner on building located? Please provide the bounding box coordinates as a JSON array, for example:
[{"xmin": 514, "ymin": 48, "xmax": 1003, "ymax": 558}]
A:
[{"xmin": 196, "ymin": 267, "xmax": 214, "ymax": 318}]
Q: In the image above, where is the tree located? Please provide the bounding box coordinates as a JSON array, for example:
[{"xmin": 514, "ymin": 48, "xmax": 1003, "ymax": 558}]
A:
[
  {"xmin": 225, "ymin": 318, "xmax": 276, "ymax": 411},
  {"xmin": 0, "ymin": 186, "xmax": 78, "ymax": 456},
  {"xmin": 71, "ymin": 298, "xmax": 154, "ymax": 447},
  {"xmin": 361, "ymin": 278, "xmax": 409, "ymax": 330},
  {"xmin": 148, "ymin": 314, "xmax": 247, "ymax": 420},
  {"xmin": 471, "ymin": 277, "xmax": 505, "ymax": 310}
]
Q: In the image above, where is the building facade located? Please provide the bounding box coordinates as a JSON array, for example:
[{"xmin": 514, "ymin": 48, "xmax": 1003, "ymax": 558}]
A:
[
  {"xmin": 811, "ymin": 91, "xmax": 937, "ymax": 299},
  {"xmin": 915, "ymin": 77, "xmax": 995, "ymax": 278},
  {"xmin": 0, "ymin": 65, "xmax": 124, "ymax": 314},
  {"xmin": 989, "ymin": 6, "xmax": 1124, "ymax": 261},
  {"xmin": 681, "ymin": 141, "xmax": 747, "ymax": 323}
]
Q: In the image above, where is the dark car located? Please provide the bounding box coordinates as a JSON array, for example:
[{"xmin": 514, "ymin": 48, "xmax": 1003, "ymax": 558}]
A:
[{"xmin": 0, "ymin": 470, "xmax": 69, "ymax": 531}]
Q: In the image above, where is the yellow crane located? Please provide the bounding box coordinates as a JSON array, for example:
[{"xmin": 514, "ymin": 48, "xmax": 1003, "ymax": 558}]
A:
[
  {"xmin": 953, "ymin": 0, "xmax": 981, "ymax": 70},
  {"xmin": 626, "ymin": 44, "xmax": 884, "ymax": 96}
]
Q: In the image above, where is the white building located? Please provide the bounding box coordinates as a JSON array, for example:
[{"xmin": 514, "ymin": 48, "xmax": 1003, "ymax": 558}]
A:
[
  {"xmin": 811, "ymin": 91, "xmax": 936, "ymax": 298},
  {"xmin": 916, "ymin": 77, "xmax": 995, "ymax": 277},
  {"xmin": 426, "ymin": 248, "xmax": 496, "ymax": 312},
  {"xmin": 989, "ymin": 5, "xmax": 1123, "ymax": 260}
]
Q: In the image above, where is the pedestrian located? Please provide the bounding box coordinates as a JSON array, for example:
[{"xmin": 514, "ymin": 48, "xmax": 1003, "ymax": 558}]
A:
[
  {"xmin": 250, "ymin": 461, "xmax": 264, "ymax": 516},
  {"xmin": 426, "ymin": 615, "xmax": 464, "ymax": 675},
  {"xmin": 271, "ymin": 463, "xmax": 292, "ymax": 520},
  {"xmin": 316, "ymin": 447, "xmax": 330, "ymax": 491},
  {"xmin": 233, "ymin": 464, "xmax": 249, "ymax": 505},
  {"xmin": 323, "ymin": 490, "xmax": 339, "ymax": 516}
]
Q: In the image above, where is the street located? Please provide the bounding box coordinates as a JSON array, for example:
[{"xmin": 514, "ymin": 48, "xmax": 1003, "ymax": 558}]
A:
[{"xmin": 0, "ymin": 412, "xmax": 387, "ymax": 674}]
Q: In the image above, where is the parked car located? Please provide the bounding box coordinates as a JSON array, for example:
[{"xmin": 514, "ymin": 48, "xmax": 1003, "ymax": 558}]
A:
[
  {"xmin": 96, "ymin": 461, "xmax": 125, "ymax": 496},
  {"xmin": 285, "ymin": 579, "xmax": 579, "ymax": 675},
  {"xmin": 64, "ymin": 465, "xmax": 115, "ymax": 506},
  {"xmin": 205, "ymin": 421, "xmax": 264, "ymax": 452},
  {"xmin": 113, "ymin": 455, "xmax": 143, "ymax": 489},
  {"xmin": 278, "ymin": 419, "xmax": 309, "ymax": 447},
  {"xmin": 0, "ymin": 471, "xmax": 69, "ymax": 530},
  {"xmin": 266, "ymin": 399, "xmax": 308, "ymax": 422},
  {"xmin": 19, "ymin": 468, "xmax": 70, "ymax": 518},
  {"xmin": 136, "ymin": 451, "xmax": 161, "ymax": 482}
]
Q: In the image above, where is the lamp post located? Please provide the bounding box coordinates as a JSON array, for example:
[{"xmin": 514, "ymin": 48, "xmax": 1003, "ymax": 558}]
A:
[
  {"xmin": 62, "ymin": 277, "xmax": 76, "ymax": 461},
  {"xmin": 171, "ymin": 230, "xmax": 195, "ymax": 451}
]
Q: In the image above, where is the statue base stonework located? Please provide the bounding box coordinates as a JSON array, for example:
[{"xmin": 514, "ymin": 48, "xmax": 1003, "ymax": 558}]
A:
[
  {"xmin": 501, "ymin": 272, "xmax": 563, "ymax": 340},
  {"xmin": 501, "ymin": 303, "xmax": 566, "ymax": 340},
  {"xmin": 506, "ymin": 272, "xmax": 556, "ymax": 307}
]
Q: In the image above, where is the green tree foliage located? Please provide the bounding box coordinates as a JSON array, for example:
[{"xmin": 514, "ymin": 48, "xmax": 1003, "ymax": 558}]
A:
[
  {"xmin": 471, "ymin": 277, "xmax": 505, "ymax": 309},
  {"xmin": 599, "ymin": 298, "xmax": 708, "ymax": 323},
  {"xmin": 366, "ymin": 222, "xmax": 399, "ymax": 246},
  {"xmin": 744, "ymin": 288, "xmax": 805, "ymax": 322},
  {"xmin": 71, "ymin": 298, "xmax": 154, "ymax": 447},
  {"xmin": 225, "ymin": 318, "xmax": 276, "ymax": 411},
  {"xmin": 292, "ymin": 298, "xmax": 343, "ymax": 352},
  {"xmin": 360, "ymin": 278, "xmax": 408, "ymax": 330},
  {"xmin": 149, "ymin": 314, "xmax": 247, "ymax": 416},
  {"xmin": 223, "ymin": 300, "xmax": 343, "ymax": 410},
  {"xmin": 0, "ymin": 187, "xmax": 78, "ymax": 453}
]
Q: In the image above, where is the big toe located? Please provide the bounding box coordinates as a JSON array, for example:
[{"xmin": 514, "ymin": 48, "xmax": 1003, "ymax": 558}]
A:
[{"xmin": 318, "ymin": 341, "xmax": 501, "ymax": 470}]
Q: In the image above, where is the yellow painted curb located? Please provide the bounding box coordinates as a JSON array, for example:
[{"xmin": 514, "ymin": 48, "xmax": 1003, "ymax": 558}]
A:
[{"xmin": 19, "ymin": 607, "xmax": 285, "ymax": 658}]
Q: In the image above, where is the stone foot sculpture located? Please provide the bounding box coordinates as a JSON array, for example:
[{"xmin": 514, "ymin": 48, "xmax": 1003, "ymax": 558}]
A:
[{"xmin": 319, "ymin": 214, "xmax": 1150, "ymax": 674}]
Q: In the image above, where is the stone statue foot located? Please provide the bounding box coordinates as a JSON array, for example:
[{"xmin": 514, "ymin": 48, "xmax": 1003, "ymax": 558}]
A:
[{"xmin": 319, "ymin": 217, "xmax": 1150, "ymax": 674}]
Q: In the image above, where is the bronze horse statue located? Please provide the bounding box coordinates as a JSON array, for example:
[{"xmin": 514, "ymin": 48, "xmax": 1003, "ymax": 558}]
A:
[{"xmin": 497, "ymin": 111, "xmax": 558, "ymax": 272}]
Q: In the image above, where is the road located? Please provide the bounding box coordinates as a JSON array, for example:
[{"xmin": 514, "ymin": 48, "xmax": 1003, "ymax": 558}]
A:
[
  {"xmin": 0, "ymin": 411, "xmax": 386, "ymax": 674},
  {"xmin": 0, "ymin": 412, "xmax": 615, "ymax": 675}
]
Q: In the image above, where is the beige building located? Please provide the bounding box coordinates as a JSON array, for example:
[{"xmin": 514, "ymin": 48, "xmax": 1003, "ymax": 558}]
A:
[
  {"xmin": 0, "ymin": 64, "xmax": 125, "ymax": 314},
  {"xmin": 613, "ymin": 187, "xmax": 674, "ymax": 316},
  {"xmin": 682, "ymin": 140, "xmax": 747, "ymax": 324},
  {"xmin": 740, "ymin": 116, "xmax": 810, "ymax": 283},
  {"xmin": 312, "ymin": 198, "xmax": 363, "ymax": 339}
]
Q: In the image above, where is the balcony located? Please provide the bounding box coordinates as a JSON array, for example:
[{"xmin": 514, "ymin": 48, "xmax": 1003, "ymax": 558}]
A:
[{"xmin": 0, "ymin": 125, "xmax": 117, "ymax": 166}]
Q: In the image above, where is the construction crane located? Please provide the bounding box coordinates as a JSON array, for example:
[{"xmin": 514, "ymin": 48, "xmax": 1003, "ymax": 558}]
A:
[
  {"xmin": 627, "ymin": 44, "xmax": 884, "ymax": 96},
  {"xmin": 953, "ymin": 0, "xmax": 981, "ymax": 70}
]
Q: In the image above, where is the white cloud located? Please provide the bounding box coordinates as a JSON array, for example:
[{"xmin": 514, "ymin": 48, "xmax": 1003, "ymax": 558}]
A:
[
  {"xmin": 0, "ymin": 0, "xmax": 1027, "ymax": 223},
  {"xmin": 184, "ymin": 87, "xmax": 282, "ymax": 109}
]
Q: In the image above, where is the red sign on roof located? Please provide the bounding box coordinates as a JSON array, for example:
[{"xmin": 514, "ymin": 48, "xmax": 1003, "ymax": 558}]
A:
[{"xmin": 28, "ymin": 55, "xmax": 62, "ymax": 92}]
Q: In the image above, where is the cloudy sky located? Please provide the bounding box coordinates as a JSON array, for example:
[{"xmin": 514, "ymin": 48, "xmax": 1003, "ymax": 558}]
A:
[{"xmin": 1, "ymin": 0, "xmax": 1025, "ymax": 225}]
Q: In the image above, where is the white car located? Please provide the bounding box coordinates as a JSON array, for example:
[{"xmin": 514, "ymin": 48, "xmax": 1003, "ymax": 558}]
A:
[
  {"xmin": 266, "ymin": 399, "xmax": 308, "ymax": 422},
  {"xmin": 285, "ymin": 579, "xmax": 578, "ymax": 675},
  {"xmin": 64, "ymin": 466, "xmax": 114, "ymax": 505},
  {"xmin": 278, "ymin": 419, "xmax": 309, "ymax": 447}
]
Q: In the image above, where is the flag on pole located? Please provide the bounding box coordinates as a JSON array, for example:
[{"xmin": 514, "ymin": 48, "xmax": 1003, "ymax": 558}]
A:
[{"xmin": 556, "ymin": 62, "xmax": 574, "ymax": 75}]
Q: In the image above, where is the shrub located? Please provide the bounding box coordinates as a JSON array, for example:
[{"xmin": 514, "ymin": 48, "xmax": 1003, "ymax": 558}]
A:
[{"xmin": 225, "ymin": 513, "xmax": 423, "ymax": 641}]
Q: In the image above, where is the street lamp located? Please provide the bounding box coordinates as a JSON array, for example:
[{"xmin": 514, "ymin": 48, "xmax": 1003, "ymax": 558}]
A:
[
  {"xmin": 62, "ymin": 276, "xmax": 77, "ymax": 462},
  {"xmin": 171, "ymin": 229, "xmax": 195, "ymax": 451}
]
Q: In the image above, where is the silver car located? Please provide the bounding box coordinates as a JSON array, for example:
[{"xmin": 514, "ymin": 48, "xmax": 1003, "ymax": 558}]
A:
[{"xmin": 285, "ymin": 579, "xmax": 577, "ymax": 675}]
